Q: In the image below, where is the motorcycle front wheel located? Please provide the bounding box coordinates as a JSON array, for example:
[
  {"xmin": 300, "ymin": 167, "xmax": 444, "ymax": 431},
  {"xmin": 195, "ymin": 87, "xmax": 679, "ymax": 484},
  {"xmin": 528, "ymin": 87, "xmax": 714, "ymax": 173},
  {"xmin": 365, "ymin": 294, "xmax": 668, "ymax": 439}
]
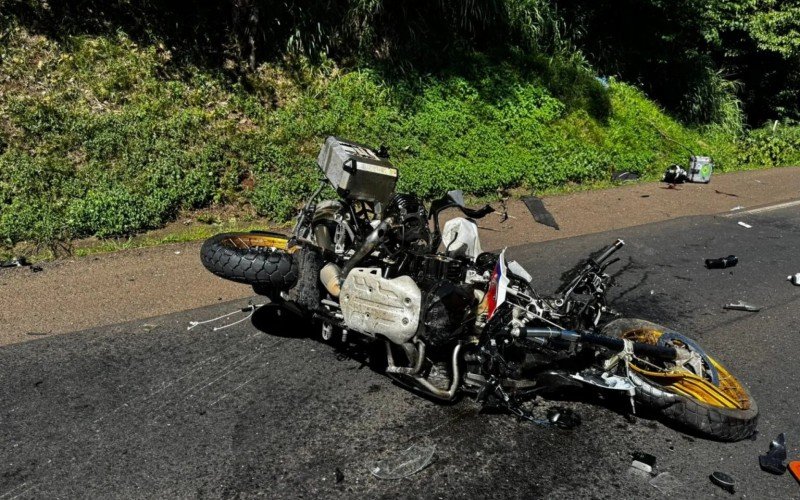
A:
[{"xmin": 602, "ymin": 318, "xmax": 758, "ymax": 441}]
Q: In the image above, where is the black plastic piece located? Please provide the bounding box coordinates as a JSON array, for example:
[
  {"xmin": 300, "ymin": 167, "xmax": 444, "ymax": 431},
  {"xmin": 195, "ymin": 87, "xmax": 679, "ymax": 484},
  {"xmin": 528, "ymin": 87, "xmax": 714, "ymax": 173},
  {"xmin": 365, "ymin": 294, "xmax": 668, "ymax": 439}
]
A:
[
  {"xmin": 759, "ymin": 433, "xmax": 787, "ymax": 475},
  {"xmin": 579, "ymin": 333, "xmax": 678, "ymax": 360},
  {"xmin": 521, "ymin": 195, "xmax": 559, "ymax": 230},
  {"xmin": 705, "ymin": 255, "xmax": 738, "ymax": 269},
  {"xmin": 632, "ymin": 451, "xmax": 657, "ymax": 468}
]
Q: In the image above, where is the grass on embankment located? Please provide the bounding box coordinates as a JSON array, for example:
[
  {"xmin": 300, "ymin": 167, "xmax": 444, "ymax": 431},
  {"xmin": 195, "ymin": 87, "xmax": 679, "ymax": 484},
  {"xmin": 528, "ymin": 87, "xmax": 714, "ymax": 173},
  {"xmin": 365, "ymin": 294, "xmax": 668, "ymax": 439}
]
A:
[{"xmin": 2, "ymin": 26, "xmax": 799, "ymax": 260}]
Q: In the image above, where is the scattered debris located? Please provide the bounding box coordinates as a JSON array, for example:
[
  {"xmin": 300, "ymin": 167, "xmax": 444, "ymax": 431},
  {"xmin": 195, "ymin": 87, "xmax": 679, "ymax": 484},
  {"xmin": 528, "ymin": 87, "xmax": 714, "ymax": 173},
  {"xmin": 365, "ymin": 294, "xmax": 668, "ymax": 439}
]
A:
[
  {"xmin": 546, "ymin": 406, "xmax": 581, "ymax": 429},
  {"xmin": 662, "ymin": 165, "xmax": 688, "ymax": 184},
  {"xmin": 705, "ymin": 255, "xmax": 738, "ymax": 269},
  {"xmin": 26, "ymin": 332, "xmax": 49, "ymax": 336},
  {"xmin": 174, "ymin": 251, "xmax": 181, "ymax": 255},
  {"xmin": 709, "ymin": 471, "xmax": 736, "ymax": 494},
  {"xmin": 724, "ymin": 301, "xmax": 761, "ymax": 312},
  {"xmin": 30, "ymin": 265, "xmax": 43, "ymax": 272},
  {"xmin": 649, "ymin": 472, "xmax": 683, "ymax": 495},
  {"xmin": 629, "ymin": 451, "xmax": 657, "ymax": 475},
  {"xmin": 521, "ymin": 195, "xmax": 560, "ymax": 230},
  {"xmin": 730, "ymin": 205, "xmax": 744, "ymax": 211},
  {"xmin": 612, "ymin": 171, "xmax": 640, "ymax": 182},
  {"xmin": 759, "ymin": 432, "xmax": 787, "ymax": 475},
  {"xmin": 0, "ymin": 257, "xmax": 29, "ymax": 268},
  {"xmin": 738, "ymin": 221, "xmax": 752, "ymax": 229},
  {"xmin": 370, "ymin": 443, "xmax": 435, "ymax": 480},
  {"xmin": 334, "ymin": 467, "xmax": 345, "ymax": 483},
  {"xmin": 790, "ymin": 461, "xmax": 800, "ymax": 484},
  {"xmin": 787, "ymin": 273, "xmax": 800, "ymax": 286},
  {"xmin": 641, "ymin": 194, "xmax": 650, "ymax": 198},
  {"xmin": 714, "ymin": 189, "xmax": 738, "ymax": 197}
]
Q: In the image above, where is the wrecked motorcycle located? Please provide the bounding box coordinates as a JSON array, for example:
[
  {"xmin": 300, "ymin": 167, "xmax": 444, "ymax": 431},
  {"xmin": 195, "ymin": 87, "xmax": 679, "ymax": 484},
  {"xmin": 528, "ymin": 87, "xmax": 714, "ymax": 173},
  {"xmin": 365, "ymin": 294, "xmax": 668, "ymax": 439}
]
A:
[{"xmin": 201, "ymin": 137, "xmax": 758, "ymax": 441}]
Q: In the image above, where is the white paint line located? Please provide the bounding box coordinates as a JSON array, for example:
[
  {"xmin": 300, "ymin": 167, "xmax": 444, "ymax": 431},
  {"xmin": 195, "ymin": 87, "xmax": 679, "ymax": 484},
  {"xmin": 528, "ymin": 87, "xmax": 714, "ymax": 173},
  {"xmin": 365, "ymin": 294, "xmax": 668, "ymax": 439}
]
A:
[{"xmin": 723, "ymin": 199, "xmax": 800, "ymax": 217}]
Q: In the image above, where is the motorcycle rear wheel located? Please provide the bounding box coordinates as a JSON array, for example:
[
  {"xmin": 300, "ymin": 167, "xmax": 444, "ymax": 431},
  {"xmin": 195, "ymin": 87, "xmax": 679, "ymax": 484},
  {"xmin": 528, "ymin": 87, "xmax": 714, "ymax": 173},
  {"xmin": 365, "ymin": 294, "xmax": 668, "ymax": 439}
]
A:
[{"xmin": 602, "ymin": 318, "xmax": 758, "ymax": 441}]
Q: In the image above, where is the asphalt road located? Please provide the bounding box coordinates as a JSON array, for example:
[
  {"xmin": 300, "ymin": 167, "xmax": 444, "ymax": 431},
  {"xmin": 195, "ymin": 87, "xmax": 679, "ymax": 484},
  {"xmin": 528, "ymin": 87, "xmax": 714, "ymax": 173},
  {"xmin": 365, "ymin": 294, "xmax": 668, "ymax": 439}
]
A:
[{"xmin": 2, "ymin": 206, "xmax": 800, "ymax": 499}]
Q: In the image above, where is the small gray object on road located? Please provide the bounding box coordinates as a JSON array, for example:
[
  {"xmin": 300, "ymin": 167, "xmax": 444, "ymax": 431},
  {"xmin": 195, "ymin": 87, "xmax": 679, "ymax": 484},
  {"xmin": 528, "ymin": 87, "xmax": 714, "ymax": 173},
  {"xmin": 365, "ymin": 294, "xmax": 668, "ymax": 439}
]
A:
[
  {"xmin": 709, "ymin": 471, "xmax": 736, "ymax": 494},
  {"xmin": 723, "ymin": 301, "xmax": 761, "ymax": 312},
  {"xmin": 370, "ymin": 443, "xmax": 435, "ymax": 480},
  {"xmin": 787, "ymin": 273, "xmax": 800, "ymax": 286}
]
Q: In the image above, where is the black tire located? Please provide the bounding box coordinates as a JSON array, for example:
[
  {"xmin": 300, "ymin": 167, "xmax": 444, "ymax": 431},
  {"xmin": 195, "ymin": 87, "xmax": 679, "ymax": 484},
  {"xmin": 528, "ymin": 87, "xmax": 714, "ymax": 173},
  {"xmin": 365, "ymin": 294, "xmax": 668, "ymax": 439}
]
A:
[
  {"xmin": 200, "ymin": 232, "xmax": 298, "ymax": 292},
  {"xmin": 601, "ymin": 318, "xmax": 758, "ymax": 441}
]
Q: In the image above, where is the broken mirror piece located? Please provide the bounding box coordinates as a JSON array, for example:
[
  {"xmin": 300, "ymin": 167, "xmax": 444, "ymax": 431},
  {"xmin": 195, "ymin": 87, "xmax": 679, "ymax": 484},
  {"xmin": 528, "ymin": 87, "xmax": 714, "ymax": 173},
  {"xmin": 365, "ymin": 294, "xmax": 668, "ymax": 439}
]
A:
[
  {"xmin": 521, "ymin": 195, "xmax": 560, "ymax": 230},
  {"xmin": 649, "ymin": 472, "xmax": 684, "ymax": 496},
  {"xmin": 759, "ymin": 432, "xmax": 787, "ymax": 475},
  {"xmin": 723, "ymin": 301, "xmax": 761, "ymax": 312},
  {"xmin": 709, "ymin": 471, "xmax": 736, "ymax": 494},
  {"xmin": 370, "ymin": 443, "xmax": 436, "ymax": 480}
]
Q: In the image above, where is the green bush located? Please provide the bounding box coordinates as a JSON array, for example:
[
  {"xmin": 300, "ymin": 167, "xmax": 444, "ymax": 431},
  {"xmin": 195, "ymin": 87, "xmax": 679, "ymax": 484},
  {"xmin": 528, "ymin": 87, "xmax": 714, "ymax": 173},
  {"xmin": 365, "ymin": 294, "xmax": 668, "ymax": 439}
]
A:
[{"xmin": 1, "ymin": 27, "xmax": 799, "ymax": 252}]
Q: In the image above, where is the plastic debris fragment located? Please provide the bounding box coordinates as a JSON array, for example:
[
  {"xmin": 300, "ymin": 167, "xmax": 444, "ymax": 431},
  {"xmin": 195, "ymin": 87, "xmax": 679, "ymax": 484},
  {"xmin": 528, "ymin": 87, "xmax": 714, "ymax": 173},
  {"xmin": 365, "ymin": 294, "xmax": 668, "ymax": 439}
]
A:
[
  {"xmin": 787, "ymin": 273, "xmax": 800, "ymax": 286},
  {"xmin": 649, "ymin": 472, "xmax": 683, "ymax": 495},
  {"xmin": 759, "ymin": 433, "xmax": 787, "ymax": 475},
  {"xmin": 789, "ymin": 461, "xmax": 800, "ymax": 484},
  {"xmin": 710, "ymin": 471, "xmax": 736, "ymax": 493},
  {"xmin": 738, "ymin": 221, "xmax": 752, "ymax": 228},
  {"xmin": 723, "ymin": 301, "xmax": 761, "ymax": 312},
  {"xmin": 370, "ymin": 443, "xmax": 436, "ymax": 480},
  {"xmin": 334, "ymin": 467, "xmax": 344, "ymax": 483},
  {"xmin": 705, "ymin": 255, "xmax": 738, "ymax": 269}
]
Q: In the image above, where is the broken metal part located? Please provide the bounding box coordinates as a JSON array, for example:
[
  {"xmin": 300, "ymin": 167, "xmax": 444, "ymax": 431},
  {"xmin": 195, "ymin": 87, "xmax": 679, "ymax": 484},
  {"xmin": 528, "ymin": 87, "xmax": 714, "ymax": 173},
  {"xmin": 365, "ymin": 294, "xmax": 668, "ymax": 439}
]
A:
[
  {"xmin": 759, "ymin": 432, "xmax": 787, "ymax": 475},
  {"xmin": 340, "ymin": 267, "xmax": 421, "ymax": 344},
  {"xmin": 521, "ymin": 195, "xmax": 560, "ymax": 230},
  {"xmin": 723, "ymin": 301, "xmax": 761, "ymax": 312},
  {"xmin": 709, "ymin": 471, "xmax": 736, "ymax": 494},
  {"xmin": 370, "ymin": 443, "xmax": 435, "ymax": 480}
]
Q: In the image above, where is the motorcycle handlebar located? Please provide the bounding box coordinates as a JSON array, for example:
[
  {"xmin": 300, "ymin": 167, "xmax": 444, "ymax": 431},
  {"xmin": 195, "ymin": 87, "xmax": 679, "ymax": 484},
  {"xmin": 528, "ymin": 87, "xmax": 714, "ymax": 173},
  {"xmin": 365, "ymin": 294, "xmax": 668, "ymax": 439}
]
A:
[
  {"xmin": 517, "ymin": 327, "xmax": 677, "ymax": 360},
  {"xmin": 592, "ymin": 239, "xmax": 625, "ymax": 266}
]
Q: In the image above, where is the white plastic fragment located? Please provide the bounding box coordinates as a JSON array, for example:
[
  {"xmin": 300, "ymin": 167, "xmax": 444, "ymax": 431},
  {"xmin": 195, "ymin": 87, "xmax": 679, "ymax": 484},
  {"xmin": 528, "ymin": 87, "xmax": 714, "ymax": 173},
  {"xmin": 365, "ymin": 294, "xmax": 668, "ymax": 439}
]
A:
[
  {"xmin": 737, "ymin": 221, "xmax": 752, "ymax": 228},
  {"xmin": 788, "ymin": 273, "xmax": 800, "ymax": 286}
]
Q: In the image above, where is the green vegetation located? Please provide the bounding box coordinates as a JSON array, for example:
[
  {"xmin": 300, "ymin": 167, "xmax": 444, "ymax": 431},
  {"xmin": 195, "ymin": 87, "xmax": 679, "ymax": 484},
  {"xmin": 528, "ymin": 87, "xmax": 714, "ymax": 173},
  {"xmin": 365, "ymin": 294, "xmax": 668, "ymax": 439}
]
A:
[{"xmin": 1, "ymin": 1, "xmax": 800, "ymax": 256}]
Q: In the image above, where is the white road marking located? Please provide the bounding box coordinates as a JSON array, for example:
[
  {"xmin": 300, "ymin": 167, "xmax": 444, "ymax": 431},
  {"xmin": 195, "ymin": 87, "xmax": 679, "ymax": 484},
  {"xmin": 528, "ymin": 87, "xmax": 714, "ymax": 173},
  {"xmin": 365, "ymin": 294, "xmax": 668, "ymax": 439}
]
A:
[{"xmin": 723, "ymin": 199, "xmax": 800, "ymax": 217}]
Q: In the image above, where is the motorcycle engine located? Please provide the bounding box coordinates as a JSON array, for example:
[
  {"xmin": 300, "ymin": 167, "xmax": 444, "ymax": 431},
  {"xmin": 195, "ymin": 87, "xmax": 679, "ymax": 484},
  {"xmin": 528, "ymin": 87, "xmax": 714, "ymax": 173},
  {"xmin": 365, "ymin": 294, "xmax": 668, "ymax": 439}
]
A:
[
  {"xmin": 419, "ymin": 279, "xmax": 474, "ymax": 347},
  {"xmin": 384, "ymin": 193, "xmax": 430, "ymax": 250}
]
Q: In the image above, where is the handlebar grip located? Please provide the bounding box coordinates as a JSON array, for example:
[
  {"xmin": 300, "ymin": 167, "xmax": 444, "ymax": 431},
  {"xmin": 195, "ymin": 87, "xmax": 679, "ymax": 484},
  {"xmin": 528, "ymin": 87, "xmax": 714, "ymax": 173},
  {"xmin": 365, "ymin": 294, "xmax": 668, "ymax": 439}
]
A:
[{"xmin": 593, "ymin": 239, "xmax": 625, "ymax": 265}]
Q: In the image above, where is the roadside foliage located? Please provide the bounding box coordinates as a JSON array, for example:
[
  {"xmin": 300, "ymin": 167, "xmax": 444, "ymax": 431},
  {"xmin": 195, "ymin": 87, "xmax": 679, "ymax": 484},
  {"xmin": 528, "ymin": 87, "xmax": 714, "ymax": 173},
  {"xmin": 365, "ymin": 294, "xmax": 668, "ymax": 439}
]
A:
[{"xmin": 1, "ymin": 1, "xmax": 799, "ymax": 254}]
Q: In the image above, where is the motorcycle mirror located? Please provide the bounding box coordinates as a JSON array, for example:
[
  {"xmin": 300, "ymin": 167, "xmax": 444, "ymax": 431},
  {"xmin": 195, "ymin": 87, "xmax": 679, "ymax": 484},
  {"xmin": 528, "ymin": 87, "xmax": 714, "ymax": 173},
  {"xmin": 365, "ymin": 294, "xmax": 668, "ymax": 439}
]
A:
[{"xmin": 447, "ymin": 190, "xmax": 466, "ymax": 207}]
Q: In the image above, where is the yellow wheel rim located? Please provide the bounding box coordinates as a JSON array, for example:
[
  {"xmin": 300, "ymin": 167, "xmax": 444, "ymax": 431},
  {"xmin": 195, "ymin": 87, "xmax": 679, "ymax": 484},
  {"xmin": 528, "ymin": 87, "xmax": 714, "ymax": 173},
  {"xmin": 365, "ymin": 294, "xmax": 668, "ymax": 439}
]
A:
[
  {"xmin": 621, "ymin": 328, "xmax": 751, "ymax": 410},
  {"xmin": 220, "ymin": 233, "xmax": 290, "ymax": 251}
]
